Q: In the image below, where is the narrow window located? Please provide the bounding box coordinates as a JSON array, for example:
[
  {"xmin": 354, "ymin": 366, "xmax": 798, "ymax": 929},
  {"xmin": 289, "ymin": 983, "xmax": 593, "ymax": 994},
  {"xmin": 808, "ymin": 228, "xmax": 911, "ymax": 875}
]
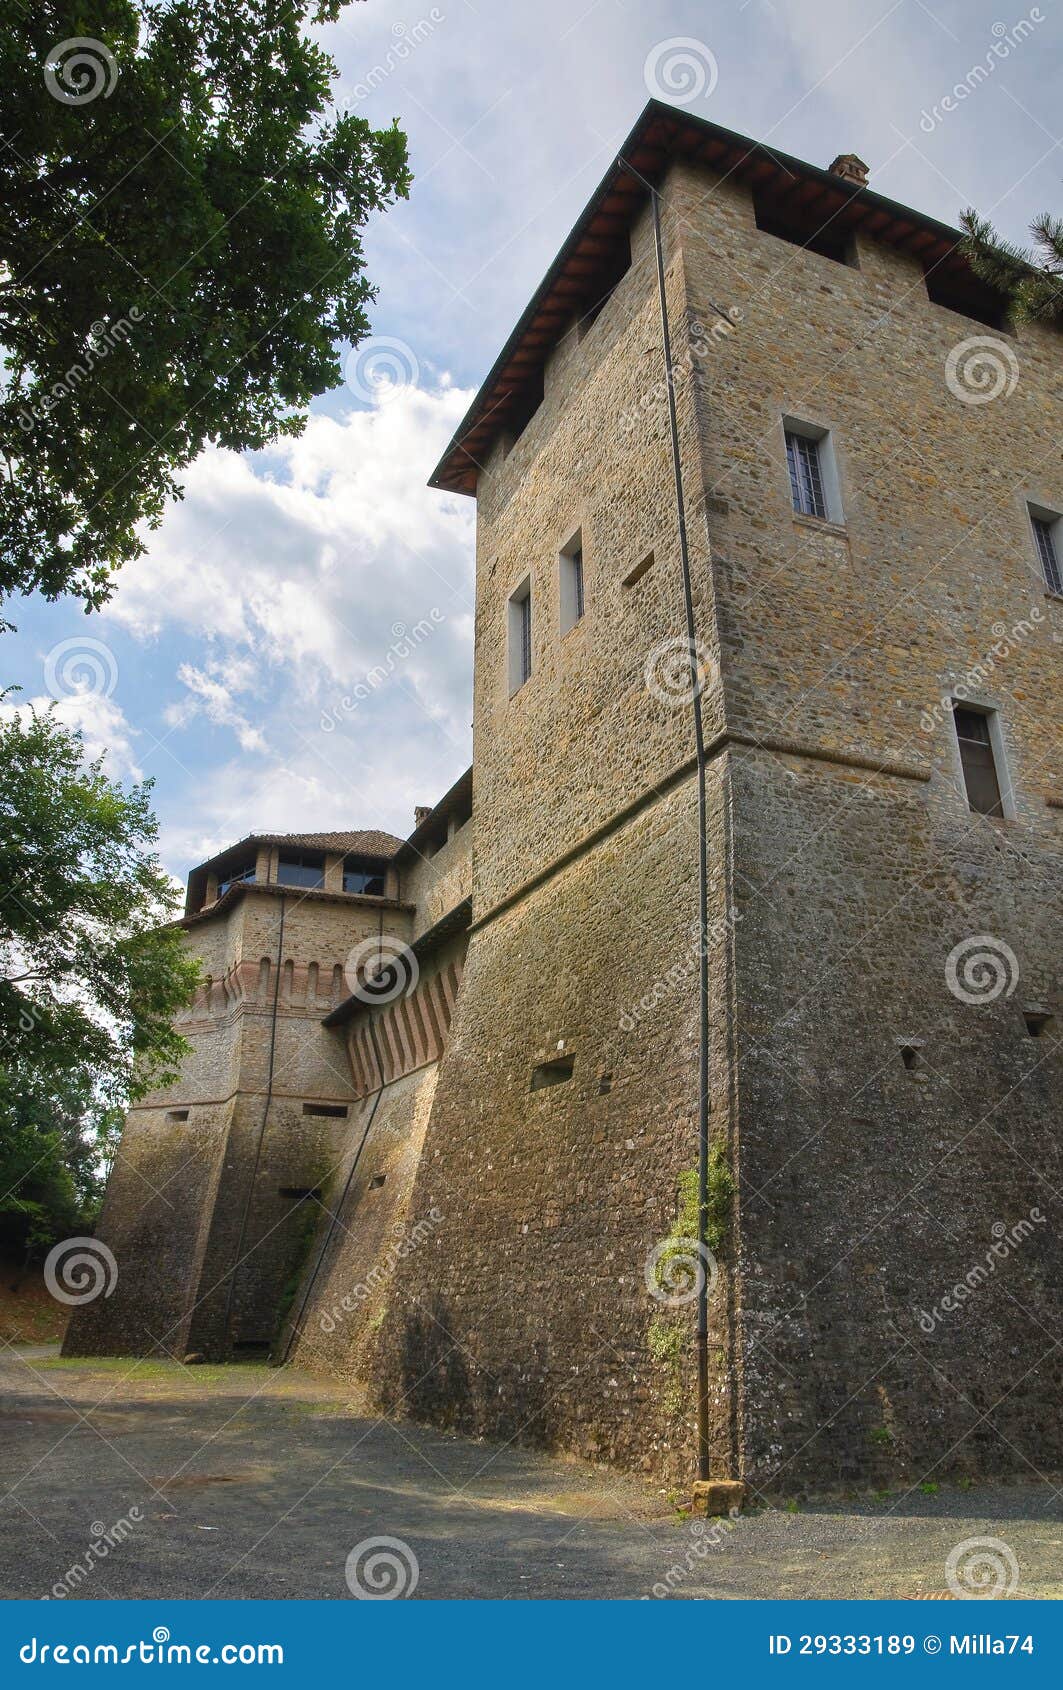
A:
[
  {"xmin": 559, "ymin": 530, "xmax": 585, "ymax": 634},
  {"xmin": 166, "ymin": 1108, "xmax": 190, "ymax": 1122},
  {"xmin": 953, "ymin": 705, "xmax": 1004, "ymax": 818},
  {"xmin": 508, "ymin": 579, "xmax": 532, "ymax": 694},
  {"xmin": 1030, "ymin": 509, "xmax": 1063, "ymax": 595},
  {"xmin": 785, "ymin": 429, "xmax": 827, "ymax": 519},
  {"xmin": 302, "ymin": 1102, "xmax": 349, "ymax": 1119},
  {"xmin": 278, "ymin": 1186, "xmax": 322, "ymax": 1200}
]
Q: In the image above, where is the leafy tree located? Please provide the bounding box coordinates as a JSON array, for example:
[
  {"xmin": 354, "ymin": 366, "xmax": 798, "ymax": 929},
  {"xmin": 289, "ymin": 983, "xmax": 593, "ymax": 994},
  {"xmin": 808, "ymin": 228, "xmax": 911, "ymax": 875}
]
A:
[
  {"xmin": 0, "ymin": 707, "xmax": 199, "ymax": 1250},
  {"xmin": 961, "ymin": 208, "xmax": 1063, "ymax": 326},
  {"xmin": 0, "ymin": 1, "xmax": 411, "ymax": 619},
  {"xmin": 0, "ymin": 1081, "xmax": 119, "ymax": 1258}
]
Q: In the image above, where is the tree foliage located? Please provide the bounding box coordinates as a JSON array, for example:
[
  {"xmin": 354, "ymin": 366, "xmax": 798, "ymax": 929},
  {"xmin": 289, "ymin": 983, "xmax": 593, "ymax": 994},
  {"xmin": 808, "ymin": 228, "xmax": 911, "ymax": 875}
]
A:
[
  {"xmin": 0, "ymin": 707, "xmax": 198, "ymax": 1248},
  {"xmin": 961, "ymin": 207, "xmax": 1063, "ymax": 326},
  {"xmin": 0, "ymin": 1, "xmax": 411, "ymax": 618}
]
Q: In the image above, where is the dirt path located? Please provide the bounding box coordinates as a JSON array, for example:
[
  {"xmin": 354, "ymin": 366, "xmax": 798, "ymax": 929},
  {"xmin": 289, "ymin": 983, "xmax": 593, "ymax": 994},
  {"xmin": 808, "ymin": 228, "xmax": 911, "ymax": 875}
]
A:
[{"xmin": 2, "ymin": 1347, "xmax": 1060, "ymax": 1600}]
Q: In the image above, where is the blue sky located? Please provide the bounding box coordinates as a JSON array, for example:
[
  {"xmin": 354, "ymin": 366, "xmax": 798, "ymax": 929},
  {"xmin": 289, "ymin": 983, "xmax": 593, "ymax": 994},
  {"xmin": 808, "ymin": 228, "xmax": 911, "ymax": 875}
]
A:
[{"xmin": 6, "ymin": 0, "xmax": 1061, "ymax": 881}]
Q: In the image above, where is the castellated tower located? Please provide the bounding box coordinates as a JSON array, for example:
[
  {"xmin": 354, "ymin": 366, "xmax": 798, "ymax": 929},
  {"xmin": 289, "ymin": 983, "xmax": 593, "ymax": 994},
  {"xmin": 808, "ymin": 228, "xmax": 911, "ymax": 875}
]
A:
[
  {"xmin": 65, "ymin": 827, "xmax": 414, "ymax": 1361},
  {"xmin": 74, "ymin": 101, "xmax": 1062, "ymax": 1497}
]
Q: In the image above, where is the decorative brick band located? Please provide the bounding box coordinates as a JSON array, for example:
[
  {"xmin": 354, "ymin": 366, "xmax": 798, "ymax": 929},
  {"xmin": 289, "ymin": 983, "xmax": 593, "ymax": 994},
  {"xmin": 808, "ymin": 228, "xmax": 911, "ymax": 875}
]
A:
[{"xmin": 176, "ymin": 956, "xmax": 351, "ymax": 1029}]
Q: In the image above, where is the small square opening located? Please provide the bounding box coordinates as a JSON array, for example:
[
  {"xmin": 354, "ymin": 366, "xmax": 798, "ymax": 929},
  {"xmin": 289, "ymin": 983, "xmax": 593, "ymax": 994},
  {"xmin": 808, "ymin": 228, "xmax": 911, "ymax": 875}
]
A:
[
  {"xmin": 530, "ymin": 1056, "xmax": 574, "ymax": 1091},
  {"xmin": 1023, "ymin": 1012, "xmax": 1052, "ymax": 1039},
  {"xmin": 900, "ymin": 1046, "xmax": 921, "ymax": 1072},
  {"xmin": 622, "ymin": 550, "xmax": 655, "ymax": 589},
  {"xmin": 166, "ymin": 1109, "xmax": 190, "ymax": 1122},
  {"xmin": 278, "ymin": 1186, "xmax": 322, "ymax": 1201},
  {"xmin": 369, "ymin": 1173, "xmax": 387, "ymax": 1190}
]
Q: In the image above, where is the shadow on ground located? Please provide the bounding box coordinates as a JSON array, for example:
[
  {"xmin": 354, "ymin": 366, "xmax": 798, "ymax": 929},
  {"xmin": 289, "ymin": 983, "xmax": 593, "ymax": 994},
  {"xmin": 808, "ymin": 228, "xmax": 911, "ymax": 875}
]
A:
[{"xmin": 2, "ymin": 1348, "xmax": 1061, "ymax": 1600}]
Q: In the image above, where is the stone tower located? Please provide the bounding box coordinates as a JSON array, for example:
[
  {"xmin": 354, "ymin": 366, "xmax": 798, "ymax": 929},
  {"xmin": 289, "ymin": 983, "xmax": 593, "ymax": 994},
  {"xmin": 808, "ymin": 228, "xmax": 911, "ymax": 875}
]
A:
[
  {"xmin": 65, "ymin": 828, "xmax": 408, "ymax": 1360},
  {"xmin": 74, "ymin": 102, "xmax": 1063, "ymax": 1498}
]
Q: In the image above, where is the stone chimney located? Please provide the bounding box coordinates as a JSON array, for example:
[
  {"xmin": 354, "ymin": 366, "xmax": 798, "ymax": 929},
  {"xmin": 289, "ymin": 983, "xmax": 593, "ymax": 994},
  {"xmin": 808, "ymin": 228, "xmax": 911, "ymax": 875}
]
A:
[
  {"xmin": 828, "ymin": 153, "xmax": 869, "ymax": 187},
  {"xmin": 414, "ymin": 805, "xmax": 433, "ymax": 828}
]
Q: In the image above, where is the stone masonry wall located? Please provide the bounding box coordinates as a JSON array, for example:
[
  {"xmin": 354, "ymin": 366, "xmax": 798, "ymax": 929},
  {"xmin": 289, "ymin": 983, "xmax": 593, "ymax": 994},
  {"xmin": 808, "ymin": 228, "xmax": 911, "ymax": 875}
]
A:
[
  {"xmin": 65, "ymin": 885, "xmax": 414, "ymax": 1360},
  {"xmin": 672, "ymin": 155, "xmax": 1063, "ymax": 1492}
]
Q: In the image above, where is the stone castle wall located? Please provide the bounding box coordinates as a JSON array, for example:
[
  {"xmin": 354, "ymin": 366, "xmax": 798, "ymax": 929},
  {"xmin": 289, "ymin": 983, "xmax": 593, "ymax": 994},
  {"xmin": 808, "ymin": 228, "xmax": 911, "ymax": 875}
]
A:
[
  {"xmin": 71, "ymin": 149, "xmax": 1061, "ymax": 1498},
  {"xmin": 672, "ymin": 155, "xmax": 1063, "ymax": 1493},
  {"xmin": 65, "ymin": 887, "xmax": 413, "ymax": 1360}
]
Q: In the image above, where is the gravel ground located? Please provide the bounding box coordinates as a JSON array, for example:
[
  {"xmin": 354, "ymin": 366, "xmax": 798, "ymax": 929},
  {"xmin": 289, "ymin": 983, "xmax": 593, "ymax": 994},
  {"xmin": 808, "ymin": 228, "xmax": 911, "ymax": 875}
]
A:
[{"xmin": 2, "ymin": 1346, "xmax": 1061, "ymax": 1601}]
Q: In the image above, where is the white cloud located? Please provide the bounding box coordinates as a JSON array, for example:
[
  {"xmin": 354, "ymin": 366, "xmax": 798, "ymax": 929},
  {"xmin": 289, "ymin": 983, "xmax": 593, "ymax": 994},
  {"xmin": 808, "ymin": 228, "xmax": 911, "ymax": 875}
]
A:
[
  {"xmin": 1, "ymin": 689, "xmax": 142, "ymax": 783},
  {"xmin": 165, "ymin": 658, "xmax": 267, "ymax": 753},
  {"xmin": 97, "ymin": 379, "xmax": 477, "ymax": 864},
  {"xmin": 107, "ymin": 381, "xmax": 476, "ymax": 700}
]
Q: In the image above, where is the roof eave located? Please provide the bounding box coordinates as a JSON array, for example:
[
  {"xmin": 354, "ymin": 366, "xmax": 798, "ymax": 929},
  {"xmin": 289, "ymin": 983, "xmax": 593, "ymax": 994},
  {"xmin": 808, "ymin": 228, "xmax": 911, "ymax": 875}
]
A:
[{"xmin": 428, "ymin": 98, "xmax": 975, "ymax": 496}]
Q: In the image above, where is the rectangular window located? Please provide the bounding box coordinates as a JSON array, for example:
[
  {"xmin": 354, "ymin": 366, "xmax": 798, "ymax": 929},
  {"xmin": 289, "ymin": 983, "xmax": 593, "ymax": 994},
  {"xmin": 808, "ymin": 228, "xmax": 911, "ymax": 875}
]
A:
[
  {"xmin": 276, "ymin": 852, "xmax": 325, "ymax": 889},
  {"xmin": 753, "ymin": 189, "xmax": 856, "ymax": 267},
  {"xmin": 559, "ymin": 530, "xmax": 585, "ymax": 634},
  {"xmin": 785, "ymin": 429, "xmax": 827, "ymax": 519},
  {"xmin": 953, "ymin": 705, "xmax": 1004, "ymax": 818},
  {"xmin": 507, "ymin": 578, "xmax": 532, "ymax": 694},
  {"xmin": 1031, "ymin": 511, "xmax": 1062, "ymax": 595},
  {"xmin": 216, "ymin": 862, "xmax": 256, "ymax": 898},
  {"xmin": 923, "ymin": 258, "xmax": 1009, "ymax": 332},
  {"xmin": 343, "ymin": 862, "xmax": 386, "ymax": 896}
]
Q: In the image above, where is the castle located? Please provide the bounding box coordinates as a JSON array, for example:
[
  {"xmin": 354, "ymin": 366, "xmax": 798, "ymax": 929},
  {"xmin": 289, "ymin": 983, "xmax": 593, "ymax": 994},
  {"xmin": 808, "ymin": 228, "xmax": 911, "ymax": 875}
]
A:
[{"xmin": 68, "ymin": 102, "xmax": 1063, "ymax": 1498}]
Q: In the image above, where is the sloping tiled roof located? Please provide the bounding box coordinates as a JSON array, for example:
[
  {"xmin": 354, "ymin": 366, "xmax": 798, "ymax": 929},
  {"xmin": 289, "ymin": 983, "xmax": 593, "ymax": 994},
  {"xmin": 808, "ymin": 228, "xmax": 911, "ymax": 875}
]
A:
[
  {"xmin": 430, "ymin": 98, "xmax": 991, "ymax": 494},
  {"xmin": 190, "ymin": 829, "xmax": 403, "ymax": 878},
  {"xmin": 253, "ymin": 830, "xmax": 403, "ymax": 855}
]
